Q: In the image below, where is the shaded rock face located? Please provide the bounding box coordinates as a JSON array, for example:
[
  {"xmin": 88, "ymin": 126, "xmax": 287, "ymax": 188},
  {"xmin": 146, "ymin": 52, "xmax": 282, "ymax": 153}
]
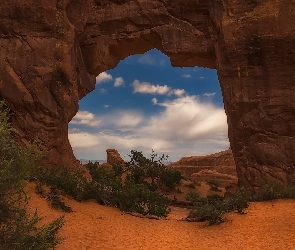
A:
[
  {"xmin": 106, "ymin": 149, "xmax": 124, "ymax": 165},
  {"xmin": 0, "ymin": 0, "xmax": 294, "ymax": 188}
]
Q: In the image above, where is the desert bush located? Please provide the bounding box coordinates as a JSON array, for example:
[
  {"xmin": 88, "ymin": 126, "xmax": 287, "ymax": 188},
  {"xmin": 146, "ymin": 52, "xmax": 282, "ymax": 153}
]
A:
[
  {"xmin": 126, "ymin": 150, "xmax": 182, "ymax": 190},
  {"xmin": 159, "ymin": 167, "xmax": 182, "ymax": 189},
  {"xmin": 37, "ymin": 155, "xmax": 171, "ymax": 217},
  {"xmin": 253, "ymin": 179, "xmax": 295, "ymax": 201},
  {"xmin": 117, "ymin": 180, "xmax": 170, "ymax": 217},
  {"xmin": 36, "ymin": 166, "xmax": 90, "ymax": 201},
  {"xmin": 223, "ymin": 189, "xmax": 250, "ymax": 213},
  {"xmin": 187, "ymin": 191, "xmax": 249, "ymax": 225},
  {"xmin": 0, "ymin": 100, "xmax": 64, "ymax": 249},
  {"xmin": 185, "ymin": 190, "xmax": 200, "ymax": 203},
  {"xmin": 207, "ymin": 179, "xmax": 222, "ymax": 191},
  {"xmin": 188, "ymin": 202, "xmax": 225, "ymax": 225}
]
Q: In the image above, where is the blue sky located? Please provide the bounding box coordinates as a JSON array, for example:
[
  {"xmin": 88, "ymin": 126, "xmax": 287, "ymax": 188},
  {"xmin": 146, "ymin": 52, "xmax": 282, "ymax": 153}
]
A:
[{"xmin": 68, "ymin": 49, "xmax": 229, "ymax": 162}]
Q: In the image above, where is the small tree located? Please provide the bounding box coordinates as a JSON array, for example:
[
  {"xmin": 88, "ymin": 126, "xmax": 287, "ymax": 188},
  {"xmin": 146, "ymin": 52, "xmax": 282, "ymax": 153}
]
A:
[{"xmin": 126, "ymin": 150, "xmax": 182, "ymax": 190}]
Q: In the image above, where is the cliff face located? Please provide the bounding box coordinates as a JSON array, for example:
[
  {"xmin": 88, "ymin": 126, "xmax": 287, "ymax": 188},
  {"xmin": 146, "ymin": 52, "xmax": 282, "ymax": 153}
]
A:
[
  {"xmin": 170, "ymin": 149, "xmax": 236, "ymax": 177},
  {"xmin": 0, "ymin": 0, "xmax": 294, "ymax": 188}
]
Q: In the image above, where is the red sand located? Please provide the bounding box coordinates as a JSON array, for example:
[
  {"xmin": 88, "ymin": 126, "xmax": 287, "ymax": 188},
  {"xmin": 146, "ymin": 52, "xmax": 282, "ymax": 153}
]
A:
[{"xmin": 26, "ymin": 183, "xmax": 295, "ymax": 250}]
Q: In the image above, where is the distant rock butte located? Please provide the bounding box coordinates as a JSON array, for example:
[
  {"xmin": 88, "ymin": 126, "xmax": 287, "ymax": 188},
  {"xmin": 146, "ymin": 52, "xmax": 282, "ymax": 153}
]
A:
[
  {"xmin": 171, "ymin": 149, "xmax": 236, "ymax": 176},
  {"xmin": 106, "ymin": 149, "xmax": 125, "ymax": 165},
  {"xmin": 0, "ymin": 1, "xmax": 295, "ymax": 188}
]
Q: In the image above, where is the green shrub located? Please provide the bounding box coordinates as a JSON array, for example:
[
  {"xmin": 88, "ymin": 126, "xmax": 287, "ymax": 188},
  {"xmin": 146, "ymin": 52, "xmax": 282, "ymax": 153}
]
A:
[
  {"xmin": 253, "ymin": 179, "xmax": 295, "ymax": 201},
  {"xmin": 159, "ymin": 167, "xmax": 182, "ymax": 189},
  {"xmin": 207, "ymin": 179, "xmax": 222, "ymax": 191},
  {"xmin": 37, "ymin": 158, "xmax": 171, "ymax": 217},
  {"xmin": 185, "ymin": 190, "xmax": 200, "ymax": 203},
  {"xmin": 117, "ymin": 181, "xmax": 170, "ymax": 217},
  {"xmin": 0, "ymin": 100, "xmax": 64, "ymax": 249},
  {"xmin": 36, "ymin": 166, "xmax": 89, "ymax": 201},
  {"xmin": 126, "ymin": 150, "xmax": 182, "ymax": 190},
  {"xmin": 188, "ymin": 202, "xmax": 225, "ymax": 225},
  {"xmin": 187, "ymin": 191, "xmax": 249, "ymax": 225}
]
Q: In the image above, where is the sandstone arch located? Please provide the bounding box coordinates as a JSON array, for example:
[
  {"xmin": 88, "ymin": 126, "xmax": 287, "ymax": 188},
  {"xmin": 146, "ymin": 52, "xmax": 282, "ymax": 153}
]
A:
[{"xmin": 0, "ymin": 0, "xmax": 294, "ymax": 188}]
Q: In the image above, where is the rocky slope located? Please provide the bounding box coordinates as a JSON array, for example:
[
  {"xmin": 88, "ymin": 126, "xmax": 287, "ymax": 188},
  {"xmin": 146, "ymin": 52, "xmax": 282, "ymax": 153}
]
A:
[
  {"xmin": 0, "ymin": 0, "xmax": 294, "ymax": 188},
  {"xmin": 170, "ymin": 149, "xmax": 237, "ymax": 188},
  {"xmin": 171, "ymin": 149, "xmax": 236, "ymax": 176}
]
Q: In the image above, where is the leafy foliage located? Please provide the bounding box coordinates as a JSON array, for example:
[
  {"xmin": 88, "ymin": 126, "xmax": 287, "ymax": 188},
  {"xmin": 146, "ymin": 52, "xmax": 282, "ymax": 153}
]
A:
[
  {"xmin": 185, "ymin": 190, "xmax": 200, "ymax": 203},
  {"xmin": 117, "ymin": 180, "xmax": 170, "ymax": 217},
  {"xmin": 125, "ymin": 150, "xmax": 182, "ymax": 190},
  {"xmin": 187, "ymin": 192, "xmax": 249, "ymax": 225},
  {"xmin": 38, "ymin": 152, "xmax": 173, "ymax": 218},
  {"xmin": 0, "ymin": 101, "xmax": 64, "ymax": 250}
]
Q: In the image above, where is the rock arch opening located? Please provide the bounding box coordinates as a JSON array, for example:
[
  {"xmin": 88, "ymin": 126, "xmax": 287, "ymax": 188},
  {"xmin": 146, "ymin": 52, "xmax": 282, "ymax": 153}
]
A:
[
  {"xmin": 69, "ymin": 49, "xmax": 229, "ymax": 163},
  {"xmin": 1, "ymin": 0, "xmax": 294, "ymax": 188}
]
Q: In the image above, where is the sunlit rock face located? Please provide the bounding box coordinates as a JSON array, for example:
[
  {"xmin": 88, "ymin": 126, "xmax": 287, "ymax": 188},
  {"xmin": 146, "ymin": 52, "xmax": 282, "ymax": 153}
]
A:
[
  {"xmin": 106, "ymin": 149, "xmax": 124, "ymax": 165},
  {"xmin": 0, "ymin": 0, "xmax": 294, "ymax": 188}
]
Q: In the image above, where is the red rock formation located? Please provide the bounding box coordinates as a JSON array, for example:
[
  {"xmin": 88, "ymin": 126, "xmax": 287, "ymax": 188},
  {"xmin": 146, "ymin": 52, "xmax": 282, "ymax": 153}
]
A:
[
  {"xmin": 106, "ymin": 149, "xmax": 124, "ymax": 165},
  {"xmin": 0, "ymin": 1, "xmax": 294, "ymax": 188},
  {"xmin": 170, "ymin": 149, "xmax": 236, "ymax": 177},
  {"xmin": 190, "ymin": 170, "xmax": 238, "ymax": 187}
]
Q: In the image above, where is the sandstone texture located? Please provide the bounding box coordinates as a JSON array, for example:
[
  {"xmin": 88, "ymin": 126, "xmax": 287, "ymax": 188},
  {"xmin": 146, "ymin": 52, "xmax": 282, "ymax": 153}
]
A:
[
  {"xmin": 0, "ymin": 0, "xmax": 294, "ymax": 188},
  {"xmin": 106, "ymin": 149, "xmax": 125, "ymax": 165},
  {"xmin": 170, "ymin": 149, "xmax": 238, "ymax": 188},
  {"xmin": 171, "ymin": 149, "xmax": 236, "ymax": 177}
]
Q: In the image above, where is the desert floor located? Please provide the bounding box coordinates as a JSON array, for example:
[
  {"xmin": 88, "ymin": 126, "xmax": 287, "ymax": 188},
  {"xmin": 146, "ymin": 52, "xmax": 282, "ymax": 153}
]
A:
[{"xmin": 26, "ymin": 183, "xmax": 295, "ymax": 250}]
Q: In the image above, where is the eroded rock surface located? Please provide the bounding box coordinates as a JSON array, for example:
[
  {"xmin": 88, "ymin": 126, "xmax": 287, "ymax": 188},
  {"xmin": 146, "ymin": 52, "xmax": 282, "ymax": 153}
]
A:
[
  {"xmin": 106, "ymin": 149, "xmax": 125, "ymax": 165},
  {"xmin": 0, "ymin": 0, "xmax": 294, "ymax": 188},
  {"xmin": 170, "ymin": 149, "xmax": 236, "ymax": 177}
]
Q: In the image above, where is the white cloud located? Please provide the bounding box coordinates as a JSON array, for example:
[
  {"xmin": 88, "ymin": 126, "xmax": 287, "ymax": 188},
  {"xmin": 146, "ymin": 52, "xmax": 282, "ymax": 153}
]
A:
[
  {"xmin": 199, "ymin": 76, "xmax": 204, "ymax": 79},
  {"xmin": 114, "ymin": 112, "xmax": 144, "ymax": 129},
  {"xmin": 143, "ymin": 95, "xmax": 227, "ymax": 142},
  {"xmin": 203, "ymin": 92, "xmax": 216, "ymax": 97},
  {"xmin": 132, "ymin": 80, "xmax": 171, "ymax": 95},
  {"xmin": 173, "ymin": 89, "xmax": 186, "ymax": 97},
  {"xmin": 104, "ymin": 105, "xmax": 109, "ymax": 108},
  {"xmin": 70, "ymin": 111, "xmax": 101, "ymax": 127},
  {"xmin": 96, "ymin": 72, "xmax": 112, "ymax": 84},
  {"xmin": 182, "ymin": 74, "xmax": 191, "ymax": 78},
  {"xmin": 132, "ymin": 80, "xmax": 186, "ymax": 97},
  {"xmin": 114, "ymin": 77, "xmax": 125, "ymax": 87},
  {"xmin": 69, "ymin": 96, "xmax": 229, "ymax": 161},
  {"xmin": 151, "ymin": 98, "xmax": 158, "ymax": 105}
]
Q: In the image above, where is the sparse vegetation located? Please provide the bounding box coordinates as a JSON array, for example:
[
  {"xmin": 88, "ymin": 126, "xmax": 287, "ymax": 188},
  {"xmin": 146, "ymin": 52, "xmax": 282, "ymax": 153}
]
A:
[
  {"xmin": 35, "ymin": 150, "xmax": 177, "ymax": 218},
  {"xmin": 185, "ymin": 190, "xmax": 200, "ymax": 203},
  {"xmin": 125, "ymin": 150, "xmax": 182, "ymax": 190},
  {"xmin": 187, "ymin": 191, "xmax": 250, "ymax": 225},
  {"xmin": 0, "ymin": 101, "xmax": 64, "ymax": 250},
  {"xmin": 207, "ymin": 179, "xmax": 222, "ymax": 192},
  {"xmin": 252, "ymin": 179, "xmax": 295, "ymax": 201}
]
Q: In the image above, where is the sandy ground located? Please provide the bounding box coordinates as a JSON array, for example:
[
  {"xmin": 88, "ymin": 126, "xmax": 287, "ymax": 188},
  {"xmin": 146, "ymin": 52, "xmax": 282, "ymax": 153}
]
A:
[{"xmin": 26, "ymin": 183, "xmax": 295, "ymax": 250}]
